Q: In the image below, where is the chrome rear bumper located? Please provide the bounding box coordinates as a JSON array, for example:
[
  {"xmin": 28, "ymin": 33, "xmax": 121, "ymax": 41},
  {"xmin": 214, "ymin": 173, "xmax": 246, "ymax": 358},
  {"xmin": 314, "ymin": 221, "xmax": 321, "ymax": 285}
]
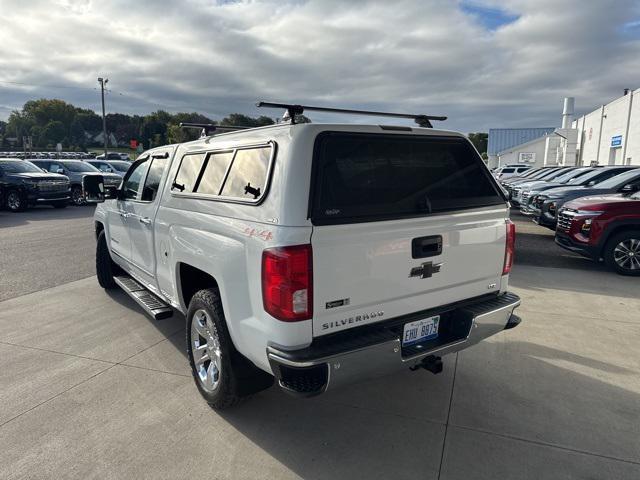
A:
[{"xmin": 267, "ymin": 292, "xmax": 521, "ymax": 397}]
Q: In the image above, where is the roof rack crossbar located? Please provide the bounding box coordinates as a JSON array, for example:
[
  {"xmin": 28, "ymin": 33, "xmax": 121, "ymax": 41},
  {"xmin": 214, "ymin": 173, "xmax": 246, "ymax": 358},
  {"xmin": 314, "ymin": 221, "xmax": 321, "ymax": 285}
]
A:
[
  {"xmin": 256, "ymin": 101, "xmax": 446, "ymax": 128},
  {"xmin": 179, "ymin": 123, "xmax": 250, "ymax": 138}
]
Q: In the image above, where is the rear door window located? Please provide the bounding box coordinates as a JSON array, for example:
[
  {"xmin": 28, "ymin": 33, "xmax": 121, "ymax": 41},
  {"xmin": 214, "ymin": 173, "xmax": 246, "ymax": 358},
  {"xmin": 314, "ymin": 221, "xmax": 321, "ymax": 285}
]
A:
[{"xmin": 311, "ymin": 133, "xmax": 505, "ymax": 225}]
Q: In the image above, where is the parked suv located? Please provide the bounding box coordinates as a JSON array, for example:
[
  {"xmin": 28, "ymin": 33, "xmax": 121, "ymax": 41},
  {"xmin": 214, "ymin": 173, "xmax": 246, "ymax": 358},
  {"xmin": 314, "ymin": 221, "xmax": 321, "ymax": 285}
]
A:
[
  {"xmin": 555, "ymin": 192, "xmax": 640, "ymax": 275},
  {"xmin": 32, "ymin": 159, "xmax": 122, "ymax": 205},
  {"xmin": 532, "ymin": 168, "xmax": 640, "ymax": 229},
  {"xmin": 0, "ymin": 159, "xmax": 70, "ymax": 211},
  {"xmin": 88, "ymin": 104, "xmax": 521, "ymax": 409},
  {"xmin": 85, "ymin": 159, "xmax": 132, "ymax": 177},
  {"xmin": 96, "ymin": 152, "xmax": 131, "ymax": 161},
  {"xmin": 493, "ymin": 165, "xmax": 531, "ymax": 180},
  {"xmin": 517, "ymin": 167, "xmax": 596, "ymax": 213}
]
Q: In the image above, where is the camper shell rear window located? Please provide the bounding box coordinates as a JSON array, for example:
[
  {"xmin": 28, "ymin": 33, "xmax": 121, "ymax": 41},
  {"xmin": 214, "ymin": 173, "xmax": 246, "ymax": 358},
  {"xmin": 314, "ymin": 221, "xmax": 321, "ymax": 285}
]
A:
[{"xmin": 309, "ymin": 132, "xmax": 505, "ymax": 225}]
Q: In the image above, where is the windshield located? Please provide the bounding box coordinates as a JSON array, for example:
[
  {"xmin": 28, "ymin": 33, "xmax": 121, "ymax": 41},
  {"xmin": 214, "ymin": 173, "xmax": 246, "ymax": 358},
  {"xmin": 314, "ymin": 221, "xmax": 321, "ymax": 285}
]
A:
[
  {"xmin": 63, "ymin": 161, "xmax": 100, "ymax": 173},
  {"xmin": 108, "ymin": 161, "xmax": 131, "ymax": 172},
  {"xmin": 519, "ymin": 169, "xmax": 538, "ymax": 177},
  {"xmin": 556, "ymin": 168, "xmax": 592, "ymax": 184},
  {"xmin": 0, "ymin": 160, "xmax": 43, "ymax": 173},
  {"xmin": 544, "ymin": 168, "xmax": 574, "ymax": 181},
  {"xmin": 531, "ymin": 169, "xmax": 559, "ymax": 180},
  {"xmin": 594, "ymin": 169, "xmax": 640, "ymax": 189}
]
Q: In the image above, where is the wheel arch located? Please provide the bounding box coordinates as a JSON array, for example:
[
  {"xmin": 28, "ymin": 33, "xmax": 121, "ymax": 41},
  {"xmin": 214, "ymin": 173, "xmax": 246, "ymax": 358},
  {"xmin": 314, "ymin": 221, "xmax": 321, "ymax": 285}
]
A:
[
  {"xmin": 596, "ymin": 220, "xmax": 640, "ymax": 257},
  {"xmin": 177, "ymin": 262, "xmax": 220, "ymax": 311}
]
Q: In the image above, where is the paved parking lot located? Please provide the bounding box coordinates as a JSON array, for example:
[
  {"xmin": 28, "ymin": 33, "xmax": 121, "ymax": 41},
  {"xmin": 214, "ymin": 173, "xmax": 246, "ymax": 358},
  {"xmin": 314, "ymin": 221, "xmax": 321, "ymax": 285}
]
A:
[{"xmin": 0, "ymin": 207, "xmax": 639, "ymax": 479}]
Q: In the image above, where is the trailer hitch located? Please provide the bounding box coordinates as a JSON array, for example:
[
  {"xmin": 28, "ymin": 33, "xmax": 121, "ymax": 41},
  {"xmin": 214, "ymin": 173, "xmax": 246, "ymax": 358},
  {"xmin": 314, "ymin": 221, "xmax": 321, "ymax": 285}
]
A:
[{"xmin": 409, "ymin": 355, "xmax": 443, "ymax": 375}]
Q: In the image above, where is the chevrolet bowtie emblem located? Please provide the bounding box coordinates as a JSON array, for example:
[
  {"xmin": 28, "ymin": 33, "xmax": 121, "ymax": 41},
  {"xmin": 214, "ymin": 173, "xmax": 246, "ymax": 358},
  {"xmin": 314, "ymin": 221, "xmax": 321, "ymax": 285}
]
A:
[{"xmin": 409, "ymin": 261, "xmax": 443, "ymax": 279}]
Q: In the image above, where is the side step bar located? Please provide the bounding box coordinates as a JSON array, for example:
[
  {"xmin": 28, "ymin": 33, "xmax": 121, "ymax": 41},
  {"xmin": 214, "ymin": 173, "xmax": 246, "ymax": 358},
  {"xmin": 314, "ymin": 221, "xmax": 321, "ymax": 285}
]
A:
[{"xmin": 113, "ymin": 275, "xmax": 173, "ymax": 320}]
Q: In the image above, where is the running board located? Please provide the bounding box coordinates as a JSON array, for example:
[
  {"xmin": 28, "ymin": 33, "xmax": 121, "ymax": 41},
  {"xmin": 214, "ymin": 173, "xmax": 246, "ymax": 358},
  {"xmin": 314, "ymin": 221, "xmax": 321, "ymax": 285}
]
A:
[{"xmin": 113, "ymin": 275, "xmax": 173, "ymax": 320}]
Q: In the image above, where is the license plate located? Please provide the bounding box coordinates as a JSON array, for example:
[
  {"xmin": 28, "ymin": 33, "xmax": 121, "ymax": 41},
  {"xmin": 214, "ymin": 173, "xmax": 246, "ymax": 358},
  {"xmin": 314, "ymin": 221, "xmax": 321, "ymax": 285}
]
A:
[{"xmin": 402, "ymin": 315, "xmax": 440, "ymax": 346}]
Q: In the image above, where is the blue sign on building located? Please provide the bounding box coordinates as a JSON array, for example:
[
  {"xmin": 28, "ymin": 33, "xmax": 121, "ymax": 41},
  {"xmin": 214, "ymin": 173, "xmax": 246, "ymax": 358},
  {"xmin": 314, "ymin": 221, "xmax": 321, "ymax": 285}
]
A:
[{"xmin": 611, "ymin": 135, "xmax": 623, "ymax": 148}]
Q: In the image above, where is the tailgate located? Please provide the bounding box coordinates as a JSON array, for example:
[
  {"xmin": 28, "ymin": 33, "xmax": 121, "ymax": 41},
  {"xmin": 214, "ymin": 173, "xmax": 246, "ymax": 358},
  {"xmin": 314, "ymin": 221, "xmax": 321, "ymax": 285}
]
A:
[
  {"xmin": 312, "ymin": 207, "xmax": 507, "ymax": 336},
  {"xmin": 308, "ymin": 131, "xmax": 508, "ymax": 337}
]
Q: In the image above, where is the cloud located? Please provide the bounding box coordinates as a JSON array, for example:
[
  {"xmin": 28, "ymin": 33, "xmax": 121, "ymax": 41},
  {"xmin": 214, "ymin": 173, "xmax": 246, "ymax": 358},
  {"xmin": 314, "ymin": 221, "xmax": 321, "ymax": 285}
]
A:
[{"xmin": 0, "ymin": 0, "xmax": 638, "ymax": 132}]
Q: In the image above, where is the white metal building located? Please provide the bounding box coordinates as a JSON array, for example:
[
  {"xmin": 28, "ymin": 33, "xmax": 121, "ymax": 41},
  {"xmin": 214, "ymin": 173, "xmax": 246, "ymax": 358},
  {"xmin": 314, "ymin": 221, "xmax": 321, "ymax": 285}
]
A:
[
  {"xmin": 573, "ymin": 88, "xmax": 639, "ymax": 166},
  {"xmin": 490, "ymin": 89, "xmax": 638, "ymax": 168}
]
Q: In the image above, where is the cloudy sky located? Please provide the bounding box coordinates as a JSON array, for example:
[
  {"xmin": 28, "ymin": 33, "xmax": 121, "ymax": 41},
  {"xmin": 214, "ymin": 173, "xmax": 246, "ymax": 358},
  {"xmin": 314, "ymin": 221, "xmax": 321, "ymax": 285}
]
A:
[{"xmin": 0, "ymin": 0, "xmax": 638, "ymax": 131}]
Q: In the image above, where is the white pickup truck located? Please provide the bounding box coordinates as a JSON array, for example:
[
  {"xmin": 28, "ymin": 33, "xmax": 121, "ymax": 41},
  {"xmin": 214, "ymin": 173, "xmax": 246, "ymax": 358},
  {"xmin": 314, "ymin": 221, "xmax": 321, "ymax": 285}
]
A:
[{"xmin": 89, "ymin": 103, "xmax": 521, "ymax": 410}]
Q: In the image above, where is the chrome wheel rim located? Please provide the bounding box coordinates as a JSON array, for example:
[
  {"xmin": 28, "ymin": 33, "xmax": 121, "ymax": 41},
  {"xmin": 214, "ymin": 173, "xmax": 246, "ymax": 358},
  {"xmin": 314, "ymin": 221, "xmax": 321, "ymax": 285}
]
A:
[
  {"xmin": 190, "ymin": 309, "xmax": 222, "ymax": 393},
  {"xmin": 613, "ymin": 238, "xmax": 640, "ymax": 271},
  {"xmin": 7, "ymin": 192, "xmax": 21, "ymax": 210}
]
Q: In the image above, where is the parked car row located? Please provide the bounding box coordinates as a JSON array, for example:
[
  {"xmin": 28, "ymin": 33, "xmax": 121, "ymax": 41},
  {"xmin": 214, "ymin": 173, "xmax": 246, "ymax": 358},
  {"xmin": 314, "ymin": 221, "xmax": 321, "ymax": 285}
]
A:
[
  {"xmin": 0, "ymin": 151, "xmax": 96, "ymax": 160},
  {"xmin": 0, "ymin": 158, "xmax": 126, "ymax": 211},
  {"xmin": 0, "ymin": 151, "xmax": 131, "ymax": 161},
  {"xmin": 501, "ymin": 166, "xmax": 640, "ymax": 275}
]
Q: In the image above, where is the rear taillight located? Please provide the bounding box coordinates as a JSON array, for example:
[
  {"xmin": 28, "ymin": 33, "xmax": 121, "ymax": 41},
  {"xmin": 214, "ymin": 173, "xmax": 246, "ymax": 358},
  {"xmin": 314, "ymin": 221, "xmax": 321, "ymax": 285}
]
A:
[
  {"xmin": 503, "ymin": 219, "xmax": 516, "ymax": 275},
  {"xmin": 262, "ymin": 244, "xmax": 313, "ymax": 321}
]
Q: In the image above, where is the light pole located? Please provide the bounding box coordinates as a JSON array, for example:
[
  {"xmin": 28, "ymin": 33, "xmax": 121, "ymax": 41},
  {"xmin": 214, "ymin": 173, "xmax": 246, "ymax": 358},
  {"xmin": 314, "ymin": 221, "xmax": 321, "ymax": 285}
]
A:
[{"xmin": 98, "ymin": 77, "xmax": 108, "ymax": 157}]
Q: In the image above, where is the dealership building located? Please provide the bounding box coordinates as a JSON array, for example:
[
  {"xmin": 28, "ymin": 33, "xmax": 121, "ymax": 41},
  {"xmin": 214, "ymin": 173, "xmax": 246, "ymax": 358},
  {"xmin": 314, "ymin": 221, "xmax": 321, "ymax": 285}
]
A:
[{"xmin": 488, "ymin": 88, "xmax": 639, "ymax": 169}]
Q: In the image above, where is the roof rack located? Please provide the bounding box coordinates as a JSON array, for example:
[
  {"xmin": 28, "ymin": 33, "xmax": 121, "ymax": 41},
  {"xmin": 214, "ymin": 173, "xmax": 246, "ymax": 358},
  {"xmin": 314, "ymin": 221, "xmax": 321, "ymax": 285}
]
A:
[
  {"xmin": 256, "ymin": 101, "xmax": 447, "ymax": 128},
  {"xmin": 179, "ymin": 123, "xmax": 249, "ymax": 138}
]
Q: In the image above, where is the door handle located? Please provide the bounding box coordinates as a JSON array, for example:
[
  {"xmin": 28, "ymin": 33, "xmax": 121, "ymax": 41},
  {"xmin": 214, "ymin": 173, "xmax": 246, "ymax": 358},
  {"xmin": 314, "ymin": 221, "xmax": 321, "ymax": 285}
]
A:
[{"xmin": 139, "ymin": 217, "xmax": 152, "ymax": 226}]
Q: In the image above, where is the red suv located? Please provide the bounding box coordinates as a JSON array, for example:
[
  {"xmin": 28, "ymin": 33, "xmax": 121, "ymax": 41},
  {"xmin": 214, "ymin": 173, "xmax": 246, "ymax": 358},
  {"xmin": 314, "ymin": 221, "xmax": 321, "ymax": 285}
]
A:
[{"xmin": 555, "ymin": 191, "xmax": 640, "ymax": 275}]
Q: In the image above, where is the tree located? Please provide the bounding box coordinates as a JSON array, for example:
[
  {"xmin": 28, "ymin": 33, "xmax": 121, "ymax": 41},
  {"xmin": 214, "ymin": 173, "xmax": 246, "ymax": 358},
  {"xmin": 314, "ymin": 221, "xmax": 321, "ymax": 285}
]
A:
[
  {"xmin": 468, "ymin": 132, "xmax": 488, "ymax": 154},
  {"xmin": 39, "ymin": 121, "xmax": 66, "ymax": 147},
  {"xmin": 221, "ymin": 113, "xmax": 275, "ymax": 127},
  {"xmin": 6, "ymin": 110, "xmax": 35, "ymax": 146}
]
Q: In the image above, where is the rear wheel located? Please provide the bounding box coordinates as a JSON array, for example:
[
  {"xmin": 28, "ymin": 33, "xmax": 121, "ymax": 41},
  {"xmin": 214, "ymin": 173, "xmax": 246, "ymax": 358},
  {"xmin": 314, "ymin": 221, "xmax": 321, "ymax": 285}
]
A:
[
  {"xmin": 6, "ymin": 190, "xmax": 27, "ymax": 212},
  {"xmin": 604, "ymin": 230, "xmax": 640, "ymax": 276},
  {"xmin": 186, "ymin": 289, "xmax": 273, "ymax": 410}
]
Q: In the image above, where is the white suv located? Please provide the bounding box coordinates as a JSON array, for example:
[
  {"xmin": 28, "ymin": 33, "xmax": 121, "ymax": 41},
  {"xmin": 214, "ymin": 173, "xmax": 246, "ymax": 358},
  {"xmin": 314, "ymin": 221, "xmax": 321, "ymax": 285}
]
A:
[
  {"xmin": 90, "ymin": 103, "xmax": 521, "ymax": 409},
  {"xmin": 493, "ymin": 165, "xmax": 532, "ymax": 180}
]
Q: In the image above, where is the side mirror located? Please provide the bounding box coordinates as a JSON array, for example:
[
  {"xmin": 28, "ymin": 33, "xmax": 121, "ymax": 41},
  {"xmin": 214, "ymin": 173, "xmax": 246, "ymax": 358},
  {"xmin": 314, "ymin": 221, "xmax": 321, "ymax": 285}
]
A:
[
  {"xmin": 621, "ymin": 183, "xmax": 638, "ymax": 193},
  {"xmin": 55, "ymin": 168, "xmax": 64, "ymax": 174},
  {"xmin": 83, "ymin": 175, "xmax": 105, "ymax": 203},
  {"xmin": 105, "ymin": 188, "xmax": 120, "ymax": 200},
  {"xmin": 587, "ymin": 180, "xmax": 596, "ymax": 186}
]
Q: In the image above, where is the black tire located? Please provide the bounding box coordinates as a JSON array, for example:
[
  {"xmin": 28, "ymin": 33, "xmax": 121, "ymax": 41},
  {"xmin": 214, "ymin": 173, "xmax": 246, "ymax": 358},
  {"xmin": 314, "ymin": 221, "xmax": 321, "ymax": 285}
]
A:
[
  {"xmin": 96, "ymin": 230, "xmax": 121, "ymax": 288},
  {"xmin": 51, "ymin": 201, "xmax": 68, "ymax": 209},
  {"xmin": 71, "ymin": 185, "xmax": 85, "ymax": 206},
  {"xmin": 186, "ymin": 289, "xmax": 273, "ymax": 410},
  {"xmin": 6, "ymin": 189, "xmax": 27, "ymax": 212},
  {"xmin": 604, "ymin": 230, "xmax": 640, "ymax": 276}
]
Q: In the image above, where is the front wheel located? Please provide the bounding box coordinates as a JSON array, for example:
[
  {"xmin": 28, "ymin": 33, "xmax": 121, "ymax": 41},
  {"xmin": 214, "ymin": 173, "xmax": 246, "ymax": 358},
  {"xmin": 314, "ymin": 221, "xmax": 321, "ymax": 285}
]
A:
[
  {"xmin": 96, "ymin": 230, "xmax": 121, "ymax": 288},
  {"xmin": 604, "ymin": 230, "xmax": 640, "ymax": 276},
  {"xmin": 71, "ymin": 186, "xmax": 85, "ymax": 206},
  {"xmin": 6, "ymin": 190, "xmax": 27, "ymax": 212},
  {"xmin": 186, "ymin": 289, "xmax": 273, "ymax": 410}
]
